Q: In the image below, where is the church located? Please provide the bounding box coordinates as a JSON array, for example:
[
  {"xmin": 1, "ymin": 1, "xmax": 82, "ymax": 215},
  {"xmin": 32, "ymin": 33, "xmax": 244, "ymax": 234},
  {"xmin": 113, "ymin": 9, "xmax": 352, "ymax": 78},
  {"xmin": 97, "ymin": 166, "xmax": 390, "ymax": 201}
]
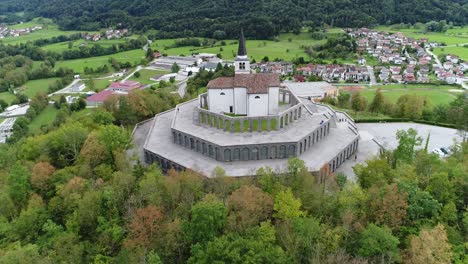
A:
[
  {"xmin": 207, "ymin": 30, "xmax": 281, "ymax": 116},
  {"xmin": 140, "ymin": 29, "xmax": 361, "ymax": 177}
]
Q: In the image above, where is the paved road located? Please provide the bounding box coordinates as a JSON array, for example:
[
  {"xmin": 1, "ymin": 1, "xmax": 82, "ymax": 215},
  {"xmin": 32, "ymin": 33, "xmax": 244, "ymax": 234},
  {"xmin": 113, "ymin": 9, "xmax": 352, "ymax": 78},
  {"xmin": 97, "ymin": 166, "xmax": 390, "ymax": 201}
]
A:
[
  {"xmin": 122, "ymin": 65, "xmax": 143, "ymax": 82},
  {"xmin": 177, "ymin": 79, "xmax": 188, "ymax": 97},
  {"xmin": 367, "ymin": 66, "xmax": 377, "ymax": 85},
  {"xmin": 49, "ymin": 79, "xmax": 83, "ymax": 96},
  {"xmin": 426, "ymin": 47, "xmax": 442, "ymax": 67}
]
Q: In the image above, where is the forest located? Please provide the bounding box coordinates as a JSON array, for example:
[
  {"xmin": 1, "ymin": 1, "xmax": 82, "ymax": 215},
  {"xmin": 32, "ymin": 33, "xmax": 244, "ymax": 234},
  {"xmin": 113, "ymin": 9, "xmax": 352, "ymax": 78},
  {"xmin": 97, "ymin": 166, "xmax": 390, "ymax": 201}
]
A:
[
  {"xmin": 0, "ymin": 104, "xmax": 466, "ymax": 263},
  {"xmin": 0, "ymin": 0, "xmax": 467, "ymax": 39}
]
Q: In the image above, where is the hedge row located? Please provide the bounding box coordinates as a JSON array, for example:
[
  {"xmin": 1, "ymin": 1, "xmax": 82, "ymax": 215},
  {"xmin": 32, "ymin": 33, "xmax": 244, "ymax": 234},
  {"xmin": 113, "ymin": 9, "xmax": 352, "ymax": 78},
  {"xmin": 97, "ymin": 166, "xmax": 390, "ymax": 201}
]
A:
[{"xmin": 355, "ymin": 118, "xmax": 458, "ymax": 129}]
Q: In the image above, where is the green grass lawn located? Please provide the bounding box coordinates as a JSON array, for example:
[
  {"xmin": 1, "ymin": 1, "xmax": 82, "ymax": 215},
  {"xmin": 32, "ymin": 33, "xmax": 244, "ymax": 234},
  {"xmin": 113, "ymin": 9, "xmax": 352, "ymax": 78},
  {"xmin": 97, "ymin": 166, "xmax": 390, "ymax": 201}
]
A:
[
  {"xmin": 151, "ymin": 32, "xmax": 329, "ymax": 61},
  {"xmin": 129, "ymin": 69, "xmax": 169, "ymax": 85},
  {"xmin": 375, "ymin": 25, "xmax": 468, "ymax": 46},
  {"xmin": 16, "ymin": 78, "xmax": 61, "ymax": 98},
  {"xmin": 41, "ymin": 38, "xmax": 135, "ymax": 53},
  {"xmin": 0, "ymin": 92, "xmax": 17, "ymax": 105},
  {"xmin": 433, "ymin": 45, "xmax": 468, "ymax": 60},
  {"xmin": 54, "ymin": 49, "xmax": 145, "ymax": 73},
  {"xmin": 84, "ymin": 78, "xmax": 114, "ymax": 92},
  {"xmin": 28, "ymin": 105, "xmax": 58, "ymax": 134},
  {"xmin": 359, "ymin": 89, "xmax": 457, "ymax": 106},
  {"xmin": 1, "ymin": 25, "xmax": 86, "ymax": 45}
]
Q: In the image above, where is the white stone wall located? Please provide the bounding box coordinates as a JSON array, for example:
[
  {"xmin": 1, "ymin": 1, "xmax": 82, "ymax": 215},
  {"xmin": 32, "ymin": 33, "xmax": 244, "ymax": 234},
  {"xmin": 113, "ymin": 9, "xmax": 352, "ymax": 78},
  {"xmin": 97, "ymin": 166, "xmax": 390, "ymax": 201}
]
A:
[
  {"xmin": 208, "ymin": 88, "xmax": 234, "ymax": 114},
  {"xmin": 233, "ymin": 87, "xmax": 247, "ymax": 115},
  {"xmin": 268, "ymin": 87, "xmax": 279, "ymax": 114},
  {"xmin": 247, "ymin": 94, "xmax": 269, "ymax": 116}
]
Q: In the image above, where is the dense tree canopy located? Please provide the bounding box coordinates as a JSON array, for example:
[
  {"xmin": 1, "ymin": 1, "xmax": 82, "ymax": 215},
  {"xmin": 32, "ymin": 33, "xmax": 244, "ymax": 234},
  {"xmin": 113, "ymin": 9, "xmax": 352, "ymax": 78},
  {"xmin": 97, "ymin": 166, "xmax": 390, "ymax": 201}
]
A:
[{"xmin": 1, "ymin": 0, "xmax": 466, "ymax": 39}]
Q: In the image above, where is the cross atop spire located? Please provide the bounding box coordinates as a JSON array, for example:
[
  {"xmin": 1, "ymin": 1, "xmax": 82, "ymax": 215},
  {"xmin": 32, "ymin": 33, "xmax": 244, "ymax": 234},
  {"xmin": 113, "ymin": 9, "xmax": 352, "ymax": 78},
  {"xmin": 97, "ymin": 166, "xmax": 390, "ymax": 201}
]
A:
[{"xmin": 237, "ymin": 28, "xmax": 247, "ymax": 56}]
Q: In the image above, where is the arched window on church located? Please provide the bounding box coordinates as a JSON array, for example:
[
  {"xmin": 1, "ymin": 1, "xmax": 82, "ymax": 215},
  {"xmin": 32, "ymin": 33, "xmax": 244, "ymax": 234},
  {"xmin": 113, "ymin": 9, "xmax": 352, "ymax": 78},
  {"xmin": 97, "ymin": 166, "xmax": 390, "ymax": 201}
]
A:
[
  {"xmin": 220, "ymin": 92, "xmax": 225, "ymax": 95},
  {"xmin": 240, "ymin": 62, "xmax": 245, "ymax": 70},
  {"xmin": 224, "ymin": 149, "xmax": 231, "ymax": 162},
  {"xmin": 254, "ymin": 96, "xmax": 260, "ymax": 99}
]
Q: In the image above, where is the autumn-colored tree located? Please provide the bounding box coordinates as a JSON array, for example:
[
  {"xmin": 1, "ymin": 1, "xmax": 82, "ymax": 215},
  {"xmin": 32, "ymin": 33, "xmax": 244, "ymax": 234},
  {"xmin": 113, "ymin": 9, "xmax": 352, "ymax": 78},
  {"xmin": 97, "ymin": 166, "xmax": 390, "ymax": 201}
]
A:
[
  {"xmin": 226, "ymin": 185, "xmax": 273, "ymax": 232},
  {"xmin": 405, "ymin": 224, "xmax": 452, "ymax": 264},
  {"xmin": 164, "ymin": 169, "xmax": 204, "ymax": 217},
  {"xmin": 79, "ymin": 132, "xmax": 108, "ymax": 170},
  {"xmin": 30, "ymin": 162, "xmax": 55, "ymax": 195},
  {"xmin": 367, "ymin": 183, "xmax": 408, "ymax": 230},
  {"xmin": 126, "ymin": 205, "xmax": 164, "ymax": 249}
]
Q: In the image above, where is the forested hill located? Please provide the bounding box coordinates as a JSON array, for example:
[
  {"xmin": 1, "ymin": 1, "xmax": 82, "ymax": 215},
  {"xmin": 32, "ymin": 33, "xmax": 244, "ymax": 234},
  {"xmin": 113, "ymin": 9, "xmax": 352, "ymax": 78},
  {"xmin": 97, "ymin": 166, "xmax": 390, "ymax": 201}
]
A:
[{"xmin": 3, "ymin": 0, "xmax": 468, "ymax": 39}]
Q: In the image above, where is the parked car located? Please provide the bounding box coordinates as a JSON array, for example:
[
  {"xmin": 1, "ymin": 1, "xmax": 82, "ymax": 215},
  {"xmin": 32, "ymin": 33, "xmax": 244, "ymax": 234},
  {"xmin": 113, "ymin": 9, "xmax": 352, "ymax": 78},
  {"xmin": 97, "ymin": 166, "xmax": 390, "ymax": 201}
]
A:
[{"xmin": 432, "ymin": 148, "xmax": 445, "ymax": 157}]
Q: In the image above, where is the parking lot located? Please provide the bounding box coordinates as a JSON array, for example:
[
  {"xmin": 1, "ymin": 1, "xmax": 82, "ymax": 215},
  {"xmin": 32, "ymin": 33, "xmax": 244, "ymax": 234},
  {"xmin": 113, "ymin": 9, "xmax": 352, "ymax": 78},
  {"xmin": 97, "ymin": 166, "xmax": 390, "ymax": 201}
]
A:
[{"xmin": 0, "ymin": 118, "xmax": 16, "ymax": 143}]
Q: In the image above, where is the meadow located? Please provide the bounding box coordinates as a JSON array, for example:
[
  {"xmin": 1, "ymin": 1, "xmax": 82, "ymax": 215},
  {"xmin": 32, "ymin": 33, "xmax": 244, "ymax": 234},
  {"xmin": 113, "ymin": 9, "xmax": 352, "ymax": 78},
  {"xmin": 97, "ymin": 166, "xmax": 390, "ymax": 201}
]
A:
[
  {"xmin": 433, "ymin": 45, "xmax": 468, "ymax": 60},
  {"xmin": 28, "ymin": 105, "xmax": 58, "ymax": 134},
  {"xmin": 16, "ymin": 78, "xmax": 61, "ymax": 98},
  {"xmin": 0, "ymin": 92, "xmax": 16, "ymax": 105},
  {"xmin": 150, "ymin": 32, "xmax": 329, "ymax": 61},
  {"xmin": 375, "ymin": 25, "xmax": 468, "ymax": 46},
  {"xmin": 41, "ymin": 37, "xmax": 139, "ymax": 53},
  {"xmin": 54, "ymin": 49, "xmax": 145, "ymax": 73},
  {"xmin": 129, "ymin": 69, "xmax": 169, "ymax": 85},
  {"xmin": 340, "ymin": 83, "xmax": 461, "ymax": 107}
]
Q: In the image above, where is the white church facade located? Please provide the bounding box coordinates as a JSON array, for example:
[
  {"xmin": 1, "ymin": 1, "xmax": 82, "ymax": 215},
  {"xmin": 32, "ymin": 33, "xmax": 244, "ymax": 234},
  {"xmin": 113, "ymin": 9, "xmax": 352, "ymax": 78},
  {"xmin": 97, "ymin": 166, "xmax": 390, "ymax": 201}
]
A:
[{"xmin": 207, "ymin": 30, "xmax": 280, "ymax": 116}]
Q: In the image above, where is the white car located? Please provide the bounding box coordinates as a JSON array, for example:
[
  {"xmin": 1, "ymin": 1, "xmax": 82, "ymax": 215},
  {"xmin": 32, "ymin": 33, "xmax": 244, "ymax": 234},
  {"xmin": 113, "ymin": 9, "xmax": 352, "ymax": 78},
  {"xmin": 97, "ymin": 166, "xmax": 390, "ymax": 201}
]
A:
[{"xmin": 432, "ymin": 148, "xmax": 445, "ymax": 157}]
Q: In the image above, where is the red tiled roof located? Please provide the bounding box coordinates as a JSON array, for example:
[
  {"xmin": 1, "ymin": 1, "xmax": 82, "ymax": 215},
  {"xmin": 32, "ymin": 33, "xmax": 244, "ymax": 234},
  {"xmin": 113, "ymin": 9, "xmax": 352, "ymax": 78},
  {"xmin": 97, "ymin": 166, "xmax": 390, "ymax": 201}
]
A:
[
  {"xmin": 207, "ymin": 73, "xmax": 280, "ymax": 94},
  {"xmin": 109, "ymin": 80, "xmax": 142, "ymax": 91},
  {"xmin": 86, "ymin": 90, "xmax": 125, "ymax": 102}
]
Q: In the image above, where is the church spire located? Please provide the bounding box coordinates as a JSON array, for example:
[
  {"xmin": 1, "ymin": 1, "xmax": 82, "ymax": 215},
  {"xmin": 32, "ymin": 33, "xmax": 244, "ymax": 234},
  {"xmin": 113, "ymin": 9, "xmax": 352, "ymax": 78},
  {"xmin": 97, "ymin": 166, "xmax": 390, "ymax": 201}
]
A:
[{"xmin": 237, "ymin": 28, "xmax": 247, "ymax": 56}]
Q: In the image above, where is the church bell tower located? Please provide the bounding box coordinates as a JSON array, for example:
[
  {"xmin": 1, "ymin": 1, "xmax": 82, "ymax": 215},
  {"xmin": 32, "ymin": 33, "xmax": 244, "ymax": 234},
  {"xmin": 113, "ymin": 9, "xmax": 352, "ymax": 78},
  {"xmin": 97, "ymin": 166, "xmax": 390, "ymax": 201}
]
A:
[{"xmin": 234, "ymin": 29, "xmax": 250, "ymax": 74}]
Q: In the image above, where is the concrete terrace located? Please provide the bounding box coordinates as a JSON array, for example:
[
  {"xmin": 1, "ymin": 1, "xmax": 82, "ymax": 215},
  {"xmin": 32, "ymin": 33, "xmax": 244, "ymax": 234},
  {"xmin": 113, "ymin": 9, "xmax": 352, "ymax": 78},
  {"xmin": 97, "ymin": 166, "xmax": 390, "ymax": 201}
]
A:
[
  {"xmin": 144, "ymin": 106, "xmax": 358, "ymax": 177},
  {"xmin": 170, "ymin": 99, "xmax": 330, "ymax": 146}
]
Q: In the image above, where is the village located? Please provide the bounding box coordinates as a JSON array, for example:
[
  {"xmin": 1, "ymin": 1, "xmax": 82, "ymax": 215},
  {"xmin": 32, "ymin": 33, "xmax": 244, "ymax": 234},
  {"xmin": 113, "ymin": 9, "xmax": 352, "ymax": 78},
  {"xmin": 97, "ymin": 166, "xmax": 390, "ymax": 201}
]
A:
[{"xmin": 0, "ymin": 24, "xmax": 43, "ymax": 38}]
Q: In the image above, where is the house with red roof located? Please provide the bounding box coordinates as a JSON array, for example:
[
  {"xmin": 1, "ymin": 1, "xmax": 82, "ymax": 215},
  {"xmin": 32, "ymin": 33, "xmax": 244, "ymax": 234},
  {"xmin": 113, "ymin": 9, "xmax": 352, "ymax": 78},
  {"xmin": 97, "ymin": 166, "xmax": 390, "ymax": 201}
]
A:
[{"xmin": 86, "ymin": 80, "xmax": 143, "ymax": 107}]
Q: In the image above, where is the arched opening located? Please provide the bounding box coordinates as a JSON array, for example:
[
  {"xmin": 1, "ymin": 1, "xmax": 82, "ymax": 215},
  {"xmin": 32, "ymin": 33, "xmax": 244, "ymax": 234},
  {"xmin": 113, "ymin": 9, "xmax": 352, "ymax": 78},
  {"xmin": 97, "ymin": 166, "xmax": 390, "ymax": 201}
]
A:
[
  {"xmin": 279, "ymin": 145, "xmax": 286, "ymax": 158},
  {"xmin": 178, "ymin": 134, "xmax": 183, "ymax": 145},
  {"xmin": 202, "ymin": 142, "xmax": 207, "ymax": 154},
  {"xmin": 220, "ymin": 92, "xmax": 225, "ymax": 95},
  {"xmin": 196, "ymin": 140, "xmax": 201, "ymax": 152},
  {"xmin": 288, "ymin": 145, "xmax": 296, "ymax": 157},
  {"xmin": 299, "ymin": 142, "xmax": 303, "ymax": 154},
  {"xmin": 270, "ymin": 146, "xmax": 277, "ymax": 159},
  {"xmin": 208, "ymin": 145, "xmax": 214, "ymax": 158},
  {"xmin": 254, "ymin": 95, "xmax": 260, "ymax": 99},
  {"xmin": 261, "ymin": 146, "xmax": 268, "ymax": 159},
  {"xmin": 252, "ymin": 147, "xmax": 259, "ymax": 160},
  {"xmin": 190, "ymin": 138, "xmax": 195, "ymax": 150},
  {"xmin": 242, "ymin": 147, "xmax": 250, "ymax": 161},
  {"xmin": 233, "ymin": 148, "xmax": 240, "ymax": 161},
  {"xmin": 224, "ymin": 149, "xmax": 231, "ymax": 162}
]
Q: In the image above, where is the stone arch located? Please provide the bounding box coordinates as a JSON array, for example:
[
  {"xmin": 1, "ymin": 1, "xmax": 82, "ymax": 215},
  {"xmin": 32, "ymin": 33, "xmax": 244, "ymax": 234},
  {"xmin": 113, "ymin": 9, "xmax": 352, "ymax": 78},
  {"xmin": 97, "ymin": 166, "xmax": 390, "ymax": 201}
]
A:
[
  {"xmin": 242, "ymin": 147, "xmax": 250, "ymax": 161},
  {"xmin": 202, "ymin": 142, "xmax": 207, "ymax": 154},
  {"xmin": 270, "ymin": 146, "xmax": 277, "ymax": 159},
  {"xmin": 224, "ymin": 149, "xmax": 231, "ymax": 162},
  {"xmin": 279, "ymin": 145, "xmax": 287, "ymax": 158},
  {"xmin": 208, "ymin": 145, "xmax": 214, "ymax": 158},
  {"xmin": 184, "ymin": 135, "xmax": 189, "ymax": 147},
  {"xmin": 233, "ymin": 148, "xmax": 240, "ymax": 161},
  {"xmin": 288, "ymin": 145, "xmax": 296, "ymax": 157},
  {"xmin": 252, "ymin": 147, "xmax": 259, "ymax": 160},
  {"xmin": 304, "ymin": 139, "xmax": 307, "ymax": 151},
  {"xmin": 285, "ymin": 114, "xmax": 289, "ymax": 125},
  {"xmin": 196, "ymin": 140, "xmax": 201, "ymax": 152},
  {"xmin": 178, "ymin": 133, "xmax": 183, "ymax": 145},
  {"xmin": 280, "ymin": 116, "xmax": 284, "ymax": 128},
  {"xmin": 261, "ymin": 146, "xmax": 268, "ymax": 159},
  {"xmin": 190, "ymin": 138, "xmax": 195, "ymax": 150},
  {"xmin": 308, "ymin": 136, "xmax": 311, "ymax": 147},
  {"xmin": 215, "ymin": 147, "xmax": 219, "ymax": 160},
  {"xmin": 299, "ymin": 142, "xmax": 303, "ymax": 154}
]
